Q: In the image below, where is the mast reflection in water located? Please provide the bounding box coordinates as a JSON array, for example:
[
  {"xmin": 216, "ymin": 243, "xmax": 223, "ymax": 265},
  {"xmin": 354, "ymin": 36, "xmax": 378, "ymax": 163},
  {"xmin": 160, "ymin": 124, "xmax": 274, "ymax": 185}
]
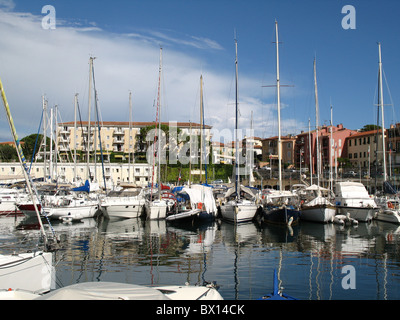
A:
[{"xmin": 2, "ymin": 214, "xmax": 400, "ymax": 300}]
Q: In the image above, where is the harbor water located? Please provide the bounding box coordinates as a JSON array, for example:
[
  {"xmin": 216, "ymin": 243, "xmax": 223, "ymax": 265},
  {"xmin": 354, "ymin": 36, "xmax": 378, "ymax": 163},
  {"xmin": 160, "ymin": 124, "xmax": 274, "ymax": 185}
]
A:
[{"xmin": 1, "ymin": 214, "xmax": 399, "ymax": 300}]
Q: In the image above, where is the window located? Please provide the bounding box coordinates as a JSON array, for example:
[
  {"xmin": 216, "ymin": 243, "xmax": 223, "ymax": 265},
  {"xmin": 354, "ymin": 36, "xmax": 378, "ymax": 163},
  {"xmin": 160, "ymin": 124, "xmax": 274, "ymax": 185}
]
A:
[
  {"xmin": 354, "ymin": 139, "xmax": 357, "ymax": 146},
  {"xmin": 359, "ymin": 152, "xmax": 362, "ymax": 158},
  {"xmin": 349, "ymin": 153, "xmax": 352, "ymax": 159},
  {"xmin": 354, "ymin": 153, "xmax": 357, "ymax": 159},
  {"xmin": 349, "ymin": 140, "xmax": 352, "ymax": 146}
]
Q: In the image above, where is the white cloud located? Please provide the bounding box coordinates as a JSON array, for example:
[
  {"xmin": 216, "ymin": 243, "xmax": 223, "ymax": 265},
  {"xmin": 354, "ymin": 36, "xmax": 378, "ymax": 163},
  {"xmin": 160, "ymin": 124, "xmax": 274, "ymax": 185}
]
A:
[{"xmin": 0, "ymin": 8, "xmax": 300, "ymax": 143}]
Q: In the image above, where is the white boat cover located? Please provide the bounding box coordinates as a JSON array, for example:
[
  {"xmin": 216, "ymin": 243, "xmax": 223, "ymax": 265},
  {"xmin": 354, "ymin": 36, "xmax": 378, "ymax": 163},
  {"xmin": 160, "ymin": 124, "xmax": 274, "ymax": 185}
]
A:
[
  {"xmin": 182, "ymin": 185, "xmax": 217, "ymax": 214},
  {"xmin": 224, "ymin": 185, "xmax": 256, "ymax": 200},
  {"xmin": 303, "ymin": 195, "xmax": 334, "ymax": 207},
  {"xmin": 36, "ymin": 282, "xmax": 170, "ymax": 300}
]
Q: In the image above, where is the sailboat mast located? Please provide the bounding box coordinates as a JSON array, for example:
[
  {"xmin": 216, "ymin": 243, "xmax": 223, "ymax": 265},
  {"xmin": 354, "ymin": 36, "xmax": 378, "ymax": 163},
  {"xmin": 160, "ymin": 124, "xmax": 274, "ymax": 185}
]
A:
[
  {"xmin": 157, "ymin": 47, "xmax": 163, "ymax": 198},
  {"xmin": 330, "ymin": 103, "xmax": 333, "ymax": 192},
  {"xmin": 308, "ymin": 118, "xmax": 313, "ymax": 185},
  {"xmin": 378, "ymin": 42, "xmax": 387, "ymax": 181},
  {"xmin": 235, "ymin": 37, "xmax": 239, "ymax": 199},
  {"xmin": 42, "ymin": 96, "xmax": 47, "ymax": 181},
  {"xmin": 87, "ymin": 57, "xmax": 94, "ymax": 181},
  {"xmin": 275, "ymin": 21, "xmax": 282, "ymax": 191},
  {"xmin": 200, "ymin": 75, "xmax": 203, "ymax": 183},
  {"xmin": 314, "ymin": 58, "xmax": 320, "ymax": 188},
  {"xmin": 74, "ymin": 94, "xmax": 78, "ymax": 183},
  {"xmin": 128, "ymin": 91, "xmax": 132, "ymax": 181}
]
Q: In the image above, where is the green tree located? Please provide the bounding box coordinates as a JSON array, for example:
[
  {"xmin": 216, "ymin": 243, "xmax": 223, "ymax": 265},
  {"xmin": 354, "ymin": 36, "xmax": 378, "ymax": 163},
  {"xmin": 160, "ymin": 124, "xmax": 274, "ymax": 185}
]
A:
[
  {"xmin": 360, "ymin": 124, "xmax": 381, "ymax": 132},
  {"xmin": 0, "ymin": 144, "xmax": 18, "ymax": 161}
]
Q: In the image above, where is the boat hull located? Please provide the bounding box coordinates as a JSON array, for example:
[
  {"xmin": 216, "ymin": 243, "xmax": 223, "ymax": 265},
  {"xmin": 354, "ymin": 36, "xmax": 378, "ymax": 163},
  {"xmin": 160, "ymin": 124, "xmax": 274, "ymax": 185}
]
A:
[
  {"xmin": 101, "ymin": 198, "xmax": 145, "ymax": 219},
  {"xmin": 146, "ymin": 201, "xmax": 168, "ymax": 220},
  {"xmin": 43, "ymin": 203, "xmax": 99, "ymax": 221},
  {"xmin": 262, "ymin": 206, "xmax": 300, "ymax": 225},
  {"xmin": 336, "ymin": 206, "xmax": 377, "ymax": 222},
  {"xmin": 0, "ymin": 251, "xmax": 54, "ymax": 294},
  {"xmin": 220, "ymin": 201, "xmax": 257, "ymax": 223},
  {"xmin": 300, "ymin": 205, "xmax": 336, "ymax": 223},
  {"xmin": 375, "ymin": 209, "xmax": 400, "ymax": 224}
]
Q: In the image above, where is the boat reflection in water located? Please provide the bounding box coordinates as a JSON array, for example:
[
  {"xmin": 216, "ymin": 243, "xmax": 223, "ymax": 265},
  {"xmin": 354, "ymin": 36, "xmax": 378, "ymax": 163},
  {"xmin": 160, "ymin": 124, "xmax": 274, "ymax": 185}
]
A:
[{"xmin": 3, "ymin": 214, "xmax": 400, "ymax": 300}]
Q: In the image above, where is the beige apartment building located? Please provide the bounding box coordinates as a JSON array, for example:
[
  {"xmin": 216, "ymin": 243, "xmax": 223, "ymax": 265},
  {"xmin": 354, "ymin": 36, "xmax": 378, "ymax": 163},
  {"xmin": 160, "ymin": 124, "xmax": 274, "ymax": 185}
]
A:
[
  {"xmin": 57, "ymin": 121, "xmax": 212, "ymax": 162},
  {"xmin": 347, "ymin": 129, "xmax": 384, "ymax": 172}
]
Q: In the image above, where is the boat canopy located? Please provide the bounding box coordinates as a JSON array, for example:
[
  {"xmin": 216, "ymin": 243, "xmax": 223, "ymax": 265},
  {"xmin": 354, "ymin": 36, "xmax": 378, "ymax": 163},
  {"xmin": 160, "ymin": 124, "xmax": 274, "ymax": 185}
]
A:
[
  {"xmin": 36, "ymin": 282, "xmax": 170, "ymax": 300},
  {"xmin": 181, "ymin": 184, "xmax": 217, "ymax": 214}
]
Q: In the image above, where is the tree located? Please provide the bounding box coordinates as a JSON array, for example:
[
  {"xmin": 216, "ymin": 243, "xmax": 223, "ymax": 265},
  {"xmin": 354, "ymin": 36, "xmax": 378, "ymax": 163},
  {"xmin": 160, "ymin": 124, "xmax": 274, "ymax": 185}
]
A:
[
  {"xmin": 0, "ymin": 144, "xmax": 18, "ymax": 161},
  {"xmin": 21, "ymin": 134, "xmax": 52, "ymax": 162},
  {"xmin": 360, "ymin": 124, "xmax": 381, "ymax": 132}
]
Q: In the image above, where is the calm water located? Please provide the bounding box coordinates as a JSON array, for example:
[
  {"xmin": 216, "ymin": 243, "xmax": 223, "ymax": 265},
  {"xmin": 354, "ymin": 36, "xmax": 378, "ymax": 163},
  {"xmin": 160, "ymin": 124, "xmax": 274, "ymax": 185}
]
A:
[{"xmin": 1, "ymin": 214, "xmax": 400, "ymax": 300}]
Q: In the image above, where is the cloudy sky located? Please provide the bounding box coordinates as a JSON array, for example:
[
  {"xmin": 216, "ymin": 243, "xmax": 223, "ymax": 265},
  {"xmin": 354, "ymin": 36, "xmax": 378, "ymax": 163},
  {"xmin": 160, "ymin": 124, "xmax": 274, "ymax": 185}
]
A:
[{"xmin": 0, "ymin": 0, "xmax": 399, "ymax": 142}]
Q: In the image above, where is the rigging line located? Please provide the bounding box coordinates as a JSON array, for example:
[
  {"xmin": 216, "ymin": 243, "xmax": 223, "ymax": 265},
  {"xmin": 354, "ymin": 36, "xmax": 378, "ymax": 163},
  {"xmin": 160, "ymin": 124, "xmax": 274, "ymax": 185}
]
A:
[{"xmin": 29, "ymin": 108, "xmax": 44, "ymax": 174}]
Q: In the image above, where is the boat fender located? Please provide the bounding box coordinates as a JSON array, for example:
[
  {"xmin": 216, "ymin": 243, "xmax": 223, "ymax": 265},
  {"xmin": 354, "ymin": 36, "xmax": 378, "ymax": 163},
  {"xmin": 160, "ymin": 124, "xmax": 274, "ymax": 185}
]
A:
[{"xmin": 235, "ymin": 206, "xmax": 239, "ymax": 214}]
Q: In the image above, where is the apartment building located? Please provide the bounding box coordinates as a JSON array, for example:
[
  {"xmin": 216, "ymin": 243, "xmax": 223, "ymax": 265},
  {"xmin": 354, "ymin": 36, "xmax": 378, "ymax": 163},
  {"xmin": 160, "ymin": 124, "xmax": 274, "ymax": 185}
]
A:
[
  {"xmin": 261, "ymin": 135, "xmax": 297, "ymax": 167},
  {"xmin": 294, "ymin": 124, "xmax": 356, "ymax": 173},
  {"xmin": 57, "ymin": 121, "xmax": 212, "ymax": 163},
  {"xmin": 347, "ymin": 129, "xmax": 384, "ymax": 172}
]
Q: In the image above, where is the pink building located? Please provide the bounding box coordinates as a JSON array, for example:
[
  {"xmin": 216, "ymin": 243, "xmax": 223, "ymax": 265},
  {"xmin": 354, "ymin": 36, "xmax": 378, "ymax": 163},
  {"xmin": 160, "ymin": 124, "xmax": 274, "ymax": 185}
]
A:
[{"xmin": 294, "ymin": 124, "xmax": 356, "ymax": 173}]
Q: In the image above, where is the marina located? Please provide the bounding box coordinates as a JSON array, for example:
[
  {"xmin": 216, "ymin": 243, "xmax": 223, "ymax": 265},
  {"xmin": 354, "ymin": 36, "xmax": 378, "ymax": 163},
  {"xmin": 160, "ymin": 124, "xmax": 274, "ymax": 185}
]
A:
[
  {"xmin": 1, "ymin": 1, "xmax": 400, "ymax": 302},
  {"xmin": 1, "ymin": 212, "xmax": 399, "ymax": 300}
]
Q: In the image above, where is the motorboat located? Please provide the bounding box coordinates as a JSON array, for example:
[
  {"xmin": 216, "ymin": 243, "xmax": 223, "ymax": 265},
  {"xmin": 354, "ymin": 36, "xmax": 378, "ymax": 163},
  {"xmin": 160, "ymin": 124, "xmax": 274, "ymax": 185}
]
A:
[
  {"xmin": 101, "ymin": 185, "xmax": 146, "ymax": 219},
  {"xmin": 334, "ymin": 181, "xmax": 378, "ymax": 222}
]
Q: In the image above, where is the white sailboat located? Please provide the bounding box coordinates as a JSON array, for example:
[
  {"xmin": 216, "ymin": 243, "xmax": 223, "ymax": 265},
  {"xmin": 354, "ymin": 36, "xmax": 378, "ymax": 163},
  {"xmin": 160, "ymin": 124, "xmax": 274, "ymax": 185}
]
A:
[
  {"xmin": 220, "ymin": 37, "xmax": 258, "ymax": 223},
  {"xmin": 261, "ymin": 21, "xmax": 300, "ymax": 225},
  {"xmin": 300, "ymin": 59, "xmax": 335, "ymax": 223},
  {"xmin": 374, "ymin": 43, "xmax": 400, "ymax": 224},
  {"xmin": 146, "ymin": 47, "xmax": 169, "ymax": 220}
]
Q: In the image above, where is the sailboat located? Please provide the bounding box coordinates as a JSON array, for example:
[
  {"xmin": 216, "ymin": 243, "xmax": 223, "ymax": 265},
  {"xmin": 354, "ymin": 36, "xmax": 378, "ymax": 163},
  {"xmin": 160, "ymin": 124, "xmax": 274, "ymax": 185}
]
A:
[
  {"xmin": 145, "ymin": 47, "xmax": 171, "ymax": 220},
  {"xmin": 300, "ymin": 59, "xmax": 336, "ymax": 223},
  {"xmin": 0, "ymin": 74, "xmax": 55, "ymax": 295},
  {"xmin": 41, "ymin": 57, "xmax": 101, "ymax": 223},
  {"xmin": 167, "ymin": 76, "xmax": 217, "ymax": 223},
  {"xmin": 219, "ymin": 37, "xmax": 258, "ymax": 223},
  {"xmin": 261, "ymin": 21, "xmax": 300, "ymax": 226},
  {"xmin": 100, "ymin": 92, "xmax": 146, "ymax": 219},
  {"xmin": 373, "ymin": 43, "xmax": 400, "ymax": 224}
]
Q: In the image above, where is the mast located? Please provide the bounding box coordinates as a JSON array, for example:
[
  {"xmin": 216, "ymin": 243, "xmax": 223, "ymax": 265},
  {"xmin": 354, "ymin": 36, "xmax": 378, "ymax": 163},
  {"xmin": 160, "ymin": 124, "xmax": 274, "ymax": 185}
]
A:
[
  {"xmin": 275, "ymin": 20, "xmax": 282, "ymax": 192},
  {"xmin": 329, "ymin": 103, "xmax": 333, "ymax": 192},
  {"xmin": 42, "ymin": 96, "xmax": 47, "ymax": 181},
  {"xmin": 314, "ymin": 58, "xmax": 320, "ymax": 188},
  {"xmin": 86, "ymin": 56, "xmax": 94, "ymax": 181},
  {"xmin": 49, "ymin": 106, "xmax": 53, "ymax": 181},
  {"xmin": 157, "ymin": 48, "xmax": 162, "ymax": 198},
  {"xmin": 308, "ymin": 118, "xmax": 313, "ymax": 185},
  {"xmin": 128, "ymin": 91, "xmax": 132, "ymax": 182},
  {"xmin": 200, "ymin": 75, "xmax": 203, "ymax": 183},
  {"xmin": 234, "ymin": 36, "xmax": 239, "ymax": 199},
  {"xmin": 74, "ymin": 94, "xmax": 78, "ymax": 182},
  {"xmin": 378, "ymin": 42, "xmax": 387, "ymax": 181}
]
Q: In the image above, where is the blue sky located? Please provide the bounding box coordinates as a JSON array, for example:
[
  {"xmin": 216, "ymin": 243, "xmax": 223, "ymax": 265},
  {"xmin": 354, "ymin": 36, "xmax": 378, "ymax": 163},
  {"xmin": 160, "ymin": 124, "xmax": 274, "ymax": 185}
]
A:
[{"xmin": 0, "ymin": 0, "xmax": 399, "ymax": 142}]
